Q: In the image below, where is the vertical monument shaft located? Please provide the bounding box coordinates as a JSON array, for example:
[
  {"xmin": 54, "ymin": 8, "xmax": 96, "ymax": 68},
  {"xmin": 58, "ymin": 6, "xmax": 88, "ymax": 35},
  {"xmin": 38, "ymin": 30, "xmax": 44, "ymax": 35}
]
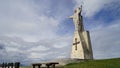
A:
[{"xmin": 70, "ymin": 6, "xmax": 93, "ymax": 59}]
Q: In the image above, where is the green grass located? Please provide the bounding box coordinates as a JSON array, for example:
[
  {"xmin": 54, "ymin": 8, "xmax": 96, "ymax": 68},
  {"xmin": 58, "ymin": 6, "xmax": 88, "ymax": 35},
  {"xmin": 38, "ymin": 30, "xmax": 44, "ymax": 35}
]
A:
[
  {"xmin": 21, "ymin": 66, "xmax": 32, "ymax": 68},
  {"xmin": 64, "ymin": 58, "xmax": 120, "ymax": 68},
  {"xmin": 20, "ymin": 65, "xmax": 64, "ymax": 68},
  {"xmin": 21, "ymin": 58, "xmax": 120, "ymax": 68}
]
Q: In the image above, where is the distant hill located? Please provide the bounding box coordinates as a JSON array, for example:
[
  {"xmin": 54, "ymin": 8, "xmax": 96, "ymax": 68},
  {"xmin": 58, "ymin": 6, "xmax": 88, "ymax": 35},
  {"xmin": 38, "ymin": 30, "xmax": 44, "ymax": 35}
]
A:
[{"xmin": 64, "ymin": 58, "xmax": 120, "ymax": 68}]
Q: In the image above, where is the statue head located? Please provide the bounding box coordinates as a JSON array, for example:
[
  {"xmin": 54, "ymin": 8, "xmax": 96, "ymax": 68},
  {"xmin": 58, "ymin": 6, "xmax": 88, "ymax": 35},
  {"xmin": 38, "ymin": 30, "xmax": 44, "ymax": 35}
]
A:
[{"xmin": 74, "ymin": 6, "xmax": 82, "ymax": 14}]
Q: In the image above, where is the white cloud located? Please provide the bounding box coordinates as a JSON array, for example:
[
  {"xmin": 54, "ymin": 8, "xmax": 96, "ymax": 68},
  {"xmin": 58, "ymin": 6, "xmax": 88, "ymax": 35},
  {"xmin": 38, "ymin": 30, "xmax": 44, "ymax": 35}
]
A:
[
  {"xmin": 30, "ymin": 45, "xmax": 49, "ymax": 52},
  {"xmin": 74, "ymin": 0, "xmax": 120, "ymax": 17},
  {"xmin": 0, "ymin": 0, "xmax": 73, "ymax": 42},
  {"xmin": 29, "ymin": 52, "xmax": 47, "ymax": 58},
  {"xmin": 0, "ymin": 0, "xmax": 61, "ymax": 42},
  {"xmin": 91, "ymin": 19, "xmax": 120, "ymax": 59},
  {"xmin": 6, "ymin": 47, "xmax": 19, "ymax": 52}
]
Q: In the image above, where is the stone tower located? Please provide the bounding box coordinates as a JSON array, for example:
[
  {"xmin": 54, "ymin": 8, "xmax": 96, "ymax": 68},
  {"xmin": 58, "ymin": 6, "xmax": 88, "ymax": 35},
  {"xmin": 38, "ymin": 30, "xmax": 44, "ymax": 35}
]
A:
[{"xmin": 70, "ymin": 6, "xmax": 93, "ymax": 59}]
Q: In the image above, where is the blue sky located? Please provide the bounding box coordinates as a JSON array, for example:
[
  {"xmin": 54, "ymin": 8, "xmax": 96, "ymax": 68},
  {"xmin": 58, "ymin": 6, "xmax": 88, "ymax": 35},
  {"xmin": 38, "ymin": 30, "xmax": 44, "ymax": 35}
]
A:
[{"xmin": 0, "ymin": 0, "xmax": 120, "ymax": 65}]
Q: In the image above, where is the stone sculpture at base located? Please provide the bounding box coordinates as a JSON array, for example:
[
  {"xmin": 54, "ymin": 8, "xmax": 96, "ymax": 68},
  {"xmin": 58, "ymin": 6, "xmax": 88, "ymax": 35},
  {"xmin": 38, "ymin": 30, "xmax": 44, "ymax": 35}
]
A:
[{"xmin": 70, "ymin": 6, "xmax": 93, "ymax": 59}]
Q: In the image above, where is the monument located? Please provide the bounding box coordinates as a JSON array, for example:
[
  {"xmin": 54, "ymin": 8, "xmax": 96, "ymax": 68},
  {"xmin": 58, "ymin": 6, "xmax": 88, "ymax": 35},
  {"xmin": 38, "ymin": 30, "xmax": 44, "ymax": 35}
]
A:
[{"xmin": 70, "ymin": 6, "xmax": 93, "ymax": 59}]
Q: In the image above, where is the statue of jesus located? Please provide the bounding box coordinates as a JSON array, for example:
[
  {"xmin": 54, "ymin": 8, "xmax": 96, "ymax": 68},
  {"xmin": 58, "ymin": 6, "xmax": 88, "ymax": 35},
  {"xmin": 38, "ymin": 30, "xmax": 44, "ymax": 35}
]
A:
[{"xmin": 70, "ymin": 6, "xmax": 84, "ymax": 31}]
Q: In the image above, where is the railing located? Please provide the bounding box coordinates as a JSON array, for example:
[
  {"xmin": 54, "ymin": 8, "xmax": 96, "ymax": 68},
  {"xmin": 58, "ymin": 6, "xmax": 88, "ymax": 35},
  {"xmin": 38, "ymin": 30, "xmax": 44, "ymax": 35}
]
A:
[{"xmin": 0, "ymin": 62, "xmax": 20, "ymax": 68}]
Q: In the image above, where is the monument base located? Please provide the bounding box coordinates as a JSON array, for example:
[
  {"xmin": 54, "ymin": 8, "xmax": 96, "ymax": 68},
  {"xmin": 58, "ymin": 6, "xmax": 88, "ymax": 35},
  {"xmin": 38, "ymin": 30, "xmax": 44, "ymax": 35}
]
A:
[{"xmin": 50, "ymin": 58, "xmax": 88, "ymax": 65}]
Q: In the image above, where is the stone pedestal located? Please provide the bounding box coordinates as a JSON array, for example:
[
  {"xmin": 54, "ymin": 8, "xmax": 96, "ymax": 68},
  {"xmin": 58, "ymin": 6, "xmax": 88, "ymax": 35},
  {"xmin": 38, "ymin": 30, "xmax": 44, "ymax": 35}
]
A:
[{"xmin": 71, "ymin": 30, "xmax": 93, "ymax": 59}]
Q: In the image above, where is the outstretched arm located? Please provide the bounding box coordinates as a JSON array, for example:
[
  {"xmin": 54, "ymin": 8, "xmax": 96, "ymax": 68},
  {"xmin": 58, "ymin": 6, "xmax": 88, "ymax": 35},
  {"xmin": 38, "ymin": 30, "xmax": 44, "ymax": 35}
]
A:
[{"xmin": 69, "ymin": 15, "xmax": 73, "ymax": 19}]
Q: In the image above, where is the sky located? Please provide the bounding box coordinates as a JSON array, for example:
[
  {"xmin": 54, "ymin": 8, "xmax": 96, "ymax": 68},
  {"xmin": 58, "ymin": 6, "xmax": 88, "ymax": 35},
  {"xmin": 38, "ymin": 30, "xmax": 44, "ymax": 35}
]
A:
[{"xmin": 0, "ymin": 0, "xmax": 120, "ymax": 65}]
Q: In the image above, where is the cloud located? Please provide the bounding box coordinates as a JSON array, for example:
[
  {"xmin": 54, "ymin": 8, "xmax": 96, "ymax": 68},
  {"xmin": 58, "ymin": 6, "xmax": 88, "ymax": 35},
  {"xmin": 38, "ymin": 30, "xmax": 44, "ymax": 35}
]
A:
[
  {"xmin": 0, "ymin": 0, "xmax": 75, "ymax": 42},
  {"xmin": 0, "ymin": 35, "xmax": 72, "ymax": 65},
  {"xmin": 90, "ymin": 19, "xmax": 120, "ymax": 59},
  {"xmin": 74, "ymin": 0, "xmax": 120, "ymax": 17},
  {"xmin": 0, "ymin": 0, "xmax": 75, "ymax": 64},
  {"xmin": 0, "ymin": 0, "xmax": 59, "ymax": 42}
]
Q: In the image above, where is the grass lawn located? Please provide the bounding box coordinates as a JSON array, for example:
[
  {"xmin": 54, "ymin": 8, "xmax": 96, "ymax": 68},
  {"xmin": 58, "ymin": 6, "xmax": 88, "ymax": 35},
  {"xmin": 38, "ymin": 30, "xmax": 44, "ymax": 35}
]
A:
[
  {"xmin": 64, "ymin": 58, "xmax": 120, "ymax": 68},
  {"xmin": 21, "ymin": 58, "xmax": 120, "ymax": 68},
  {"xmin": 21, "ymin": 66, "xmax": 63, "ymax": 68}
]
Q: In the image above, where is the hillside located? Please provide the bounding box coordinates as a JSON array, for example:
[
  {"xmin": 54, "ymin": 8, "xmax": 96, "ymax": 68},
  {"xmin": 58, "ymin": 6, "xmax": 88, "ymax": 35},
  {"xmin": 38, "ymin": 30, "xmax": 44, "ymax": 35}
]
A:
[
  {"xmin": 21, "ymin": 58, "xmax": 120, "ymax": 68},
  {"xmin": 64, "ymin": 58, "xmax": 120, "ymax": 68}
]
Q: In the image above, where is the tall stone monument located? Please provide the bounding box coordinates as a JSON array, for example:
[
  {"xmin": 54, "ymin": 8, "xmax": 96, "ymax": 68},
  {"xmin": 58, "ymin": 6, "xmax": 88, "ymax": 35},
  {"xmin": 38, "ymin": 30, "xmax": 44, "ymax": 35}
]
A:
[{"xmin": 70, "ymin": 6, "xmax": 93, "ymax": 59}]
